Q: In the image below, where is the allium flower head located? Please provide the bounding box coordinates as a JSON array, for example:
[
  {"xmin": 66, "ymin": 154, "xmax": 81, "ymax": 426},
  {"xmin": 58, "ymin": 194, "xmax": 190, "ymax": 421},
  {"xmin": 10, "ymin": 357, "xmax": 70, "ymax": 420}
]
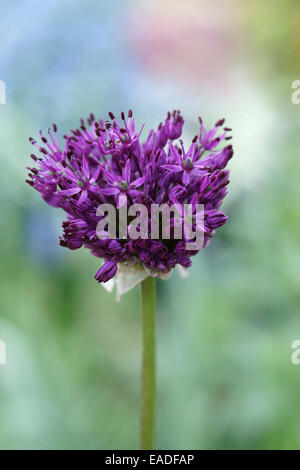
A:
[{"xmin": 26, "ymin": 110, "xmax": 233, "ymax": 295}]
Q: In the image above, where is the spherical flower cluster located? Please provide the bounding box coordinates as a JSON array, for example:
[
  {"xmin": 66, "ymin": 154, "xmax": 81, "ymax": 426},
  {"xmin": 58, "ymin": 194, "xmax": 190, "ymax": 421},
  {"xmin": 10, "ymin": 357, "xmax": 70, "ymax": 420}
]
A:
[{"xmin": 26, "ymin": 110, "xmax": 233, "ymax": 285}]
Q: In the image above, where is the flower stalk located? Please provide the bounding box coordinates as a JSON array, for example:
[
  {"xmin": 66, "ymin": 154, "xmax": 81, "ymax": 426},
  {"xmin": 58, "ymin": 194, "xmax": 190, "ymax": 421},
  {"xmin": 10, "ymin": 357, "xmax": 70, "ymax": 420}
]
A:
[{"xmin": 140, "ymin": 276, "xmax": 156, "ymax": 450}]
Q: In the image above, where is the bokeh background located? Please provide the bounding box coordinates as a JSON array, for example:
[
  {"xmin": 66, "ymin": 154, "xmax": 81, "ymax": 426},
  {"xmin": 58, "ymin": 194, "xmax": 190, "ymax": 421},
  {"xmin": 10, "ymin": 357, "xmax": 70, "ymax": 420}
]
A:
[{"xmin": 1, "ymin": 0, "xmax": 300, "ymax": 450}]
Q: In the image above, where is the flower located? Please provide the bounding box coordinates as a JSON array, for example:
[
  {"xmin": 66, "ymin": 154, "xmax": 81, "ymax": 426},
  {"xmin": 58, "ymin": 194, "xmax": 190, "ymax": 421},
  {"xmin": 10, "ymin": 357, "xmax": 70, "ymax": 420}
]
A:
[
  {"xmin": 26, "ymin": 110, "xmax": 233, "ymax": 288},
  {"xmin": 95, "ymin": 261, "xmax": 118, "ymax": 284}
]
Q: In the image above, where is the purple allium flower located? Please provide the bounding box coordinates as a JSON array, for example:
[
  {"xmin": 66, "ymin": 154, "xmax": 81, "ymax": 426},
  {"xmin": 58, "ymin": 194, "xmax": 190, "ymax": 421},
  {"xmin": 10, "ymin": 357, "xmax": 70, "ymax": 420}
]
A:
[{"xmin": 26, "ymin": 110, "xmax": 233, "ymax": 287}]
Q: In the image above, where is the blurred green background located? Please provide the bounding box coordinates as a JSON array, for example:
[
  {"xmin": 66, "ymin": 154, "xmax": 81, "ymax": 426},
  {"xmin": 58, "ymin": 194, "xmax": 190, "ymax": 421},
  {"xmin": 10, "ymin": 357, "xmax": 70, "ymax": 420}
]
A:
[{"xmin": 1, "ymin": 0, "xmax": 300, "ymax": 450}]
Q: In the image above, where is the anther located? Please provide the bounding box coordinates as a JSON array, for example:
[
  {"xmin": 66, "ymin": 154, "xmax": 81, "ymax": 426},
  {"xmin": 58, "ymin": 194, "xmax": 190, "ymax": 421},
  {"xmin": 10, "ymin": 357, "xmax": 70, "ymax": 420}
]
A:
[{"xmin": 215, "ymin": 118, "xmax": 225, "ymax": 127}]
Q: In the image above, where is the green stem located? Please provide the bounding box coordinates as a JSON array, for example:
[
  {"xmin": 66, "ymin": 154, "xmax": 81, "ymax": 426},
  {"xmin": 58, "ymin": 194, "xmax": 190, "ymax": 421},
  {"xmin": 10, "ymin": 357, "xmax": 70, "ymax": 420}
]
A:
[{"xmin": 140, "ymin": 276, "xmax": 156, "ymax": 450}]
